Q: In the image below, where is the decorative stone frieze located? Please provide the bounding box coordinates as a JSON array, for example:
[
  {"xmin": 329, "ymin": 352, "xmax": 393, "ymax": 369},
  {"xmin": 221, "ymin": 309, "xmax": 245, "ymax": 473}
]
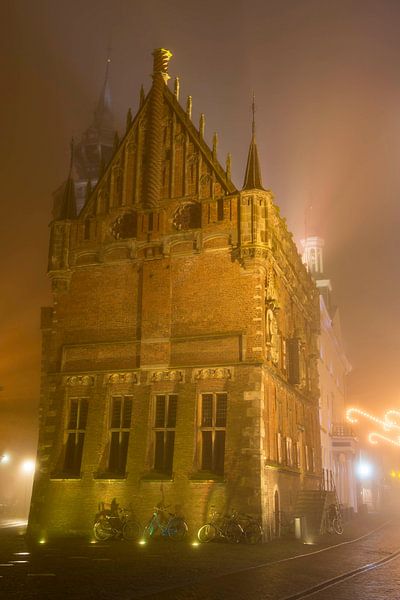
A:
[
  {"xmin": 149, "ymin": 369, "xmax": 184, "ymax": 383},
  {"xmin": 107, "ymin": 372, "xmax": 138, "ymax": 385},
  {"xmin": 193, "ymin": 367, "xmax": 233, "ymax": 380},
  {"xmin": 65, "ymin": 375, "xmax": 95, "ymax": 386}
]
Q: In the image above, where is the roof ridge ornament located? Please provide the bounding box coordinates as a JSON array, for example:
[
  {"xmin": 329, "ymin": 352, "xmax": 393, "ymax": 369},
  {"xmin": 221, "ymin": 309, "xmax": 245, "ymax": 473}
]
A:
[{"xmin": 152, "ymin": 48, "xmax": 172, "ymax": 83}]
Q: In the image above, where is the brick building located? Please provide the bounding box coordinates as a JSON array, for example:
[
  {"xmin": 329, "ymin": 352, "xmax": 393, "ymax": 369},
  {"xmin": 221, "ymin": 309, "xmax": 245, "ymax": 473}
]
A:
[{"xmin": 28, "ymin": 49, "xmax": 322, "ymax": 540}]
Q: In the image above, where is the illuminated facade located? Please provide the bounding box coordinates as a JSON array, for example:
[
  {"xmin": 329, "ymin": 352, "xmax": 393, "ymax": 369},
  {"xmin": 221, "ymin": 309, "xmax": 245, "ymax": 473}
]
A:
[
  {"xmin": 29, "ymin": 49, "xmax": 321, "ymax": 539},
  {"xmin": 302, "ymin": 236, "xmax": 357, "ymax": 512}
]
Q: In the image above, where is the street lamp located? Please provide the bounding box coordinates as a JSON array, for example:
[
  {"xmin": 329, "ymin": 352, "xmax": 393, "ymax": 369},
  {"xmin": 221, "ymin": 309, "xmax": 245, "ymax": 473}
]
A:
[
  {"xmin": 0, "ymin": 453, "xmax": 10, "ymax": 465},
  {"xmin": 356, "ymin": 461, "xmax": 373, "ymax": 480},
  {"xmin": 21, "ymin": 460, "xmax": 35, "ymax": 475},
  {"xmin": 20, "ymin": 459, "xmax": 35, "ymax": 516}
]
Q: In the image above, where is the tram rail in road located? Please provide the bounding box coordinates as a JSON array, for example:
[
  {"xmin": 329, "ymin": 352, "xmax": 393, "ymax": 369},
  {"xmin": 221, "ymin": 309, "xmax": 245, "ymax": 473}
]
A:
[
  {"xmin": 280, "ymin": 545, "xmax": 400, "ymax": 600},
  {"xmin": 136, "ymin": 518, "xmax": 398, "ymax": 599}
]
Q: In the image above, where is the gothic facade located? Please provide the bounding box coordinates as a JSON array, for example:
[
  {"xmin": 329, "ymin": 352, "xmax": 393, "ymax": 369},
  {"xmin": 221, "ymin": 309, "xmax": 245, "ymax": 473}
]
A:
[
  {"xmin": 29, "ymin": 49, "xmax": 321, "ymax": 540},
  {"xmin": 302, "ymin": 236, "xmax": 357, "ymax": 514}
]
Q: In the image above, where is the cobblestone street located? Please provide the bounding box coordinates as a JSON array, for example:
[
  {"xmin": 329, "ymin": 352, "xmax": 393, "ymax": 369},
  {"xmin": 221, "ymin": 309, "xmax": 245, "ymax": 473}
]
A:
[{"xmin": 0, "ymin": 514, "xmax": 398, "ymax": 599}]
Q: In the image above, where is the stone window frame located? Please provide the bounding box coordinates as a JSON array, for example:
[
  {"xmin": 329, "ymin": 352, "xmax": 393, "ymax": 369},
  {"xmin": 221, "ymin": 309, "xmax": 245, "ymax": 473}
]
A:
[
  {"xmin": 62, "ymin": 396, "xmax": 89, "ymax": 478},
  {"xmin": 305, "ymin": 444, "xmax": 310, "ymax": 472},
  {"xmin": 285, "ymin": 437, "xmax": 293, "ymax": 467},
  {"xmin": 294, "ymin": 440, "xmax": 301, "ymax": 468},
  {"xmin": 276, "ymin": 432, "xmax": 283, "ymax": 464},
  {"xmin": 151, "ymin": 393, "xmax": 178, "ymax": 476},
  {"xmin": 197, "ymin": 392, "xmax": 227, "ymax": 476},
  {"xmin": 106, "ymin": 395, "xmax": 133, "ymax": 477}
]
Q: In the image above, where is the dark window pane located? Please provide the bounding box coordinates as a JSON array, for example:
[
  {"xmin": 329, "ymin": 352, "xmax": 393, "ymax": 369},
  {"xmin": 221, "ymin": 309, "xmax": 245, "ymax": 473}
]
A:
[
  {"xmin": 215, "ymin": 394, "xmax": 227, "ymax": 427},
  {"xmin": 68, "ymin": 400, "xmax": 78, "ymax": 429},
  {"xmin": 155, "ymin": 396, "xmax": 166, "ymax": 427},
  {"xmin": 154, "ymin": 431, "xmax": 164, "ymax": 471},
  {"xmin": 78, "ymin": 399, "xmax": 89, "ymax": 429},
  {"xmin": 122, "ymin": 398, "xmax": 132, "ymax": 428},
  {"xmin": 64, "ymin": 433, "xmax": 76, "ymax": 472},
  {"xmin": 108, "ymin": 431, "xmax": 120, "ymax": 472},
  {"xmin": 75, "ymin": 432, "xmax": 84, "ymax": 472},
  {"xmin": 118, "ymin": 431, "xmax": 129, "ymax": 474},
  {"xmin": 111, "ymin": 398, "xmax": 122, "ymax": 428},
  {"xmin": 201, "ymin": 431, "xmax": 213, "ymax": 470},
  {"xmin": 164, "ymin": 431, "xmax": 175, "ymax": 474},
  {"xmin": 217, "ymin": 198, "xmax": 224, "ymax": 221},
  {"xmin": 214, "ymin": 431, "xmax": 225, "ymax": 475},
  {"xmin": 288, "ymin": 338, "xmax": 300, "ymax": 384},
  {"xmin": 167, "ymin": 396, "xmax": 177, "ymax": 428},
  {"xmin": 202, "ymin": 395, "xmax": 213, "ymax": 427},
  {"xmin": 64, "ymin": 432, "xmax": 84, "ymax": 475}
]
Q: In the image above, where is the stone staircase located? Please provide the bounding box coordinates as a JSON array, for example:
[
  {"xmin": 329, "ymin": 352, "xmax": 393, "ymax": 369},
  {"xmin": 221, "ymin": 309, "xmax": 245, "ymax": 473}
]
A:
[{"xmin": 293, "ymin": 489, "xmax": 336, "ymax": 536}]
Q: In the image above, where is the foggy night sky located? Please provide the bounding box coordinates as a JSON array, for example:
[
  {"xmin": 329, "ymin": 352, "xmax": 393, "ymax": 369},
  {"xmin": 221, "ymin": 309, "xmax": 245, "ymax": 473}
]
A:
[{"xmin": 1, "ymin": 0, "xmax": 400, "ymax": 457}]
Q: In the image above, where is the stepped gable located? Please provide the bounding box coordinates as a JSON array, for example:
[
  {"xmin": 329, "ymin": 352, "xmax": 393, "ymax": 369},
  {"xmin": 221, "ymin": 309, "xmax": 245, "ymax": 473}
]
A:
[{"xmin": 79, "ymin": 49, "xmax": 236, "ymax": 220}]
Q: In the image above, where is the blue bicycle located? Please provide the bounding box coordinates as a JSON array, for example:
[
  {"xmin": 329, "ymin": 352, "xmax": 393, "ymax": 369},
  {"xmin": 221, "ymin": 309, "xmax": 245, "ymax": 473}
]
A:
[{"xmin": 143, "ymin": 506, "xmax": 188, "ymax": 541}]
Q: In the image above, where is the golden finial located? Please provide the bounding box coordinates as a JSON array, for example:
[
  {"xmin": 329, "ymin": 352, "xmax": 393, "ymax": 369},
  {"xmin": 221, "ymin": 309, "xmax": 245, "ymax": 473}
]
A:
[
  {"xmin": 252, "ymin": 92, "xmax": 256, "ymax": 138},
  {"xmin": 199, "ymin": 113, "xmax": 205, "ymax": 139},
  {"xmin": 226, "ymin": 153, "xmax": 232, "ymax": 179},
  {"xmin": 140, "ymin": 85, "xmax": 145, "ymax": 107},
  {"xmin": 212, "ymin": 132, "xmax": 218, "ymax": 160},
  {"xmin": 174, "ymin": 77, "xmax": 180, "ymax": 100},
  {"xmin": 152, "ymin": 48, "xmax": 172, "ymax": 83},
  {"xmin": 186, "ymin": 95, "xmax": 192, "ymax": 119}
]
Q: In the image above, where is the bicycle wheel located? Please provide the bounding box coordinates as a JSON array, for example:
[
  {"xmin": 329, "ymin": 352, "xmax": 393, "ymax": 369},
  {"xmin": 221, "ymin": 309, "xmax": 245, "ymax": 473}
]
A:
[
  {"xmin": 93, "ymin": 520, "xmax": 113, "ymax": 541},
  {"xmin": 167, "ymin": 518, "xmax": 188, "ymax": 541},
  {"xmin": 244, "ymin": 521, "xmax": 263, "ymax": 544},
  {"xmin": 224, "ymin": 521, "xmax": 243, "ymax": 544},
  {"xmin": 333, "ymin": 517, "xmax": 344, "ymax": 535},
  {"xmin": 122, "ymin": 520, "xmax": 142, "ymax": 541},
  {"xmin": 197, "ymin": 523, "xmax": 217, "ymax": 543}
]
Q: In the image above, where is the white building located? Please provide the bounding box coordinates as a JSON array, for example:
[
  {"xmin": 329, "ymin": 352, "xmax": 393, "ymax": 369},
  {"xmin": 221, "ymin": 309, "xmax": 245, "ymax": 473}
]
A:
[{"xmin": 302, "ymin": 236, "xmax": 358, "ymax": 514}]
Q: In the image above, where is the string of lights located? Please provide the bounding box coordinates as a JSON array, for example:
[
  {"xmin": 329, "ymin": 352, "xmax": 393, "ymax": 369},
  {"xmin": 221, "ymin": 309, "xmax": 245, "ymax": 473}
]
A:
[{"xmin": 346, "ymin": 407, "xmax": 400, "ymax": 447}]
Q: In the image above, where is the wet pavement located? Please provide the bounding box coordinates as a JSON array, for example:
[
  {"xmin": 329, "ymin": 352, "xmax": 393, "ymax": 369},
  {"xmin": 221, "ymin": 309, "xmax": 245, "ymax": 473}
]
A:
[{"xmin": 0, "ymin": 514, "xmax": 398, "ymax": 599}]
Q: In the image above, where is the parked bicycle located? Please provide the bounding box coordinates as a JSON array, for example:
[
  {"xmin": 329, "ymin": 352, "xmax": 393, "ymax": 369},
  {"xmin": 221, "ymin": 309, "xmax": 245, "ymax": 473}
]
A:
[
  {"xmin": 143, "ymin": 505, "xmax": 188, "ymax": 541},
  {"xmin": 197, "ymin": 508, "xmax": 243, "ymax": 544},
  {"xmin": 232, "ymin": 511, "xmax": 263, "ymax": 544},
  {"xmin": 93, "ymin": 498, "xmax": 142, "ymax": 542},
  {"xmin": 324, "ymin": 503, "xmax": 344, "ymax": 535}
]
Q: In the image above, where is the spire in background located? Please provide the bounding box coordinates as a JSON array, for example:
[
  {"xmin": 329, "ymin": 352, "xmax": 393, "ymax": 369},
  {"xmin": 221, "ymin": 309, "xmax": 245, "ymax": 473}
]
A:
[
  {"xmin": 58, "ymin": 138, "xmax": 77, "ymax": 220},
  {"xmin": 73, "ymin": 52, "xmax": 117, "ymax": 211},
  {"xmin": 242, "ymin": 93, "xmax": 264, "ymax": 190},
  {"xmin": 93, "ymin": 54, "xmax": 113, "ymax": 133}
]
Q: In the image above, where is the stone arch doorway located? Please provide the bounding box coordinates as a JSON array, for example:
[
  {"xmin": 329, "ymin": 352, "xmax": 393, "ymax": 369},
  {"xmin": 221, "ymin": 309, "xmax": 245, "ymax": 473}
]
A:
[{"xmin": 274, "ymin": 490, "xmax": 280, "ymax": 537}]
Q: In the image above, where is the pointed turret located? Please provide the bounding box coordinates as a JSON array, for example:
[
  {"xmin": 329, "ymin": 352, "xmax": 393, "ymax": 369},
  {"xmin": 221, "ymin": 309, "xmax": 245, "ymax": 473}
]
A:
[{"xmin": 242, "ymin": 95, "xmax": 264, "ymax": 190}]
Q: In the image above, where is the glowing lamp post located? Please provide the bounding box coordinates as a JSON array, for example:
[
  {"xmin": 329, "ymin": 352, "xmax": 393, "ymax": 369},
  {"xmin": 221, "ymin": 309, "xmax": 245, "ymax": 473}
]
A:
[
  {"xmin": 21, "ymin": 459, "xmax": 35, "ymax": 515},
  {"xmin": 21, "ymin": 460, "xmax": 35, "ymax": 475},
  {"xmin": 356, "ymin": 461, "xmax": 373, "ymax": 480}
]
